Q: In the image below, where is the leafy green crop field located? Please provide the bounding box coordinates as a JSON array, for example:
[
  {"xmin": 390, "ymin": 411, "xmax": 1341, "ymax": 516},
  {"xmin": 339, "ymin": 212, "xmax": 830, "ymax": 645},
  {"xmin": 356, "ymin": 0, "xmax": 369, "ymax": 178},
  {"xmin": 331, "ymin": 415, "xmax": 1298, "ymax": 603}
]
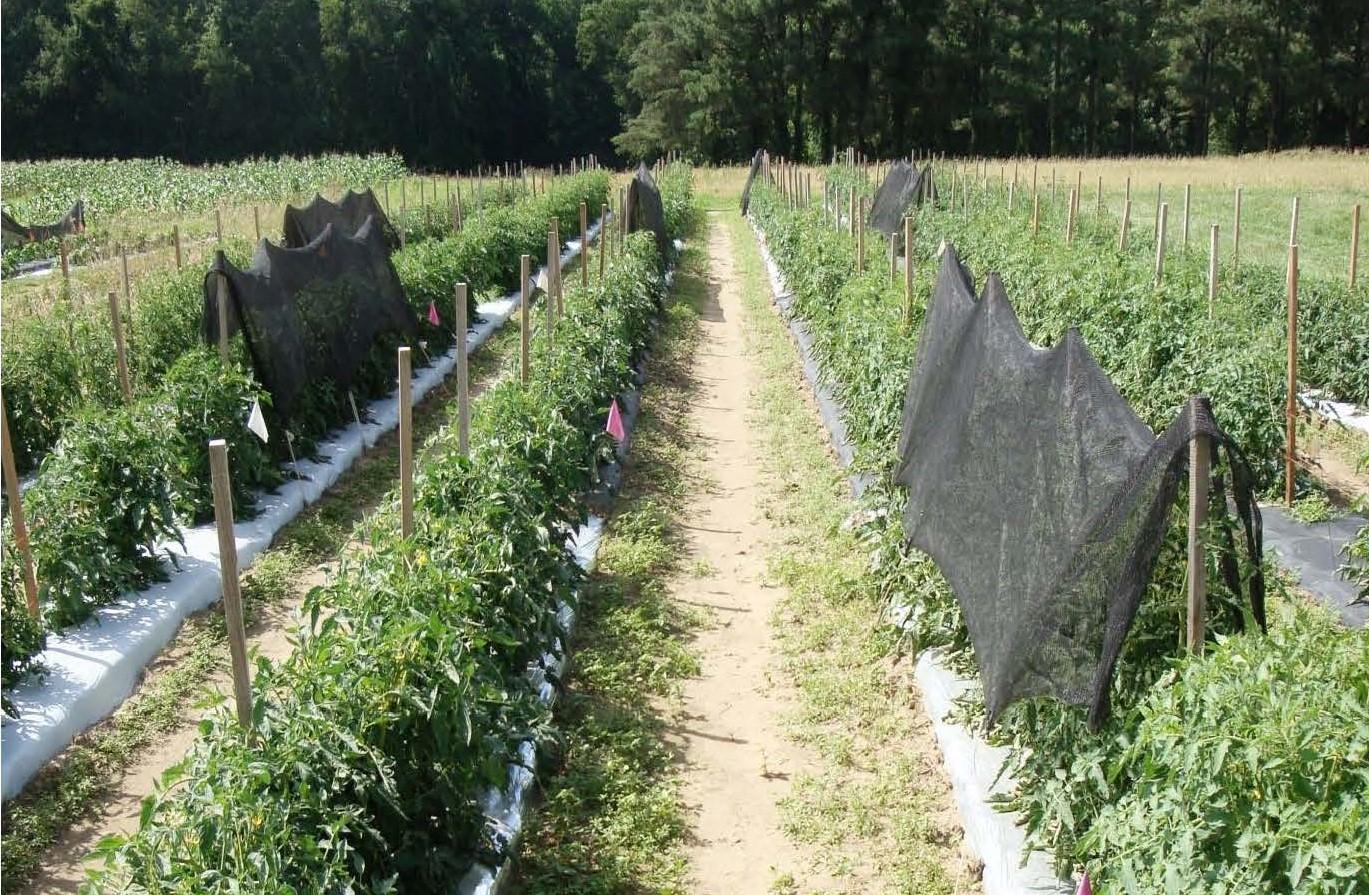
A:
[
  {"xmin": 2, "ymin": 170, "xmax": 612, "ymax": 699},
  {"xmin": 749, "ymin": 173, "xmax": 1368, "ymax": 894}
]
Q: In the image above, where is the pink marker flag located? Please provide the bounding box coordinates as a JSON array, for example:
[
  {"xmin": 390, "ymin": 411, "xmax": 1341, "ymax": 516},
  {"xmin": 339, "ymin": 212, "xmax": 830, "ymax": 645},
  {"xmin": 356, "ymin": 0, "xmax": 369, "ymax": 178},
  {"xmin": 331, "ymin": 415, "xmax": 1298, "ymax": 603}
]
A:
[
  {"xmin": 1076, "ymin": 871, "xmax": 1092, "ymax": 895},
  {"xmin": 427, "ymin": 301, "xmax": 441, "ymax": 326},
  {"xmin": 606, "ymin": 398, "xmax": 626, "ymax": 441}
]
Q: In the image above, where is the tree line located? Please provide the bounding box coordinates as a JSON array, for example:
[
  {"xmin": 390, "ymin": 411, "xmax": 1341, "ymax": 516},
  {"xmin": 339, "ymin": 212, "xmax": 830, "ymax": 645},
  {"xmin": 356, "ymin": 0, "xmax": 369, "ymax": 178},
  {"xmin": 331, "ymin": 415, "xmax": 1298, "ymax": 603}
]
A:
[{"xmin": 4, "ymin": 0, "xmax": 1366, "ymax": 168}]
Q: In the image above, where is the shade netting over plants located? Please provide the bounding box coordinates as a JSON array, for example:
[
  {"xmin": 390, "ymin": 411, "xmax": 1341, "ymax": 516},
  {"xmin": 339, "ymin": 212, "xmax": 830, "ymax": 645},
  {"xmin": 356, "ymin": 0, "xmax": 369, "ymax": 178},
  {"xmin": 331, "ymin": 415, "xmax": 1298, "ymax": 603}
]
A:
[
  {"xmin": 624, "ymin": 164, "xmax": 669, "ymax": 265},
  {"xmin": 867, "ymin": 161, "xmax": 932, "ymax": 237},
  {"xmin": 893, "ymin": 247, "xmax": 1264, "ymax": 729},
  {"xmin": 203, "ymin": 219, "xmax": 416, "ymax": 420},
  {"xmin": 1, "ymin": 200, "xmax": 85, "ymax": 246},
  {"xmin": 283, "ymin": 189, "xmax": 399, "ymax": 250},
  {"xmin": 740, "ymin": 149, "xmax": 764, "ymax": 215}
]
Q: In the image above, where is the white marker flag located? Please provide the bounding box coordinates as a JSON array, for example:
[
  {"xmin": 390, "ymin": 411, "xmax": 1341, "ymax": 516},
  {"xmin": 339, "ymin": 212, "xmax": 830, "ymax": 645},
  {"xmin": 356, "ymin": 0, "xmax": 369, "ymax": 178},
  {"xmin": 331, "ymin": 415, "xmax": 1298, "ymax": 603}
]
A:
[{"xmin": 246, "ymin": 398, "xmax": 269, "ymax": 443}]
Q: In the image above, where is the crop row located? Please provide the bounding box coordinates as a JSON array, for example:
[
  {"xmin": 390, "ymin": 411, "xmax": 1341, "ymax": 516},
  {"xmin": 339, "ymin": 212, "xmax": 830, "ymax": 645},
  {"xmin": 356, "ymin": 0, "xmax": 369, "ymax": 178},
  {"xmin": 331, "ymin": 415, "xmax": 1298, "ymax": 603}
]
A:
[
  {"xmin": 749, "ymin": 179, "xmax": 1368, "ymax": 894},
  {"xmin": 79, "ymin": 165, "xmax": 693, "ymax": 893},
  {"xmin": 1, "ymin": 172, "xmax": 611, "ymax": 694}
]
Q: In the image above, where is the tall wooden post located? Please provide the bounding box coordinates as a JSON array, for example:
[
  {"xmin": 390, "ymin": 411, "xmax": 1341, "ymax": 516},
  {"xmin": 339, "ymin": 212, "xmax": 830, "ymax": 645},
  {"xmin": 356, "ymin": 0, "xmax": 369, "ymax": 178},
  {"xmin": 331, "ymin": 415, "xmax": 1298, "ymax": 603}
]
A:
[
  {"xmin": 2, "ymin": 402, "xmax": 40, "ymax": 616},
  {"xmin": 215, "ymin": 208, "xmax": 224, "ymax": 244},
  {"xmin": 1285, "ymin": 244, "xmax": 1299, "ymax": 507},
  {"xmin": 1153, "ymin": 184, "xmax": 1163, "ymax": 244},
  {"xmin": 600, "ymin": 203, "xmax": 608, "ymax": 280},
  {"xmin": 856, "ymin": 197, "xmax": 866, "ymax": 272},
  {"xmin": 1208, "ymin": 225, "xmax": 1219, "ymax": 316},
  {"xmin": 1289, "ymin": 196, "xmax": 1300, "ymax": 247},
  {"xmin": 1233, "ymin": 187, "xmax": 1242, "ymax": 273},
  {"xmin": 253, "ymin": 206, "xmax": 261, "ymax": 242},
  {"xmin": 455, "ymin": 284, "xmax": 470, "ymax": 458},
  {"xmin": 108, "ymin": 291, "xmax": 133, "ymax": 402},
  {"xmin": 1182, "ymin": 185, "xmax": 1191, "ymax": 251},
  {"xmin": 1154, "ymin": 203, "xmax": 1169, "ymax": 285},
  {"xmin": 120, "ymin": 244, "xmax": 132, "ymax": 319},
  {"xmin": 553, "ymin": 220, "xmax": 564, "ymax": 316},
  {"xmin": 216, "ymin": 261, "xmax": 231, "ymax": 364},
  {"xmin": 903, "ymin": 216, "xmax": 914, "ymax": 326},
  {"xmin": 1352, "ymin": 204, "xmax": 1362, "ymax": 289},
  {"xmin": 1119, "ymin": 199, "xmax": 1132, "ymax": 250},
  {"xmin": 520, "ymin": 254, "xmax": 532, "ymax": 384},
  {"xmin": 1186, "ymin": 401, "xmax": 1210, "ymax": 654},
  {"xmin": 580, "ymin": 201, "xmax": 589, "ymax": 288},
  {"xmin": 208, "ymin": 439, "xmax": 253, "ymax": 727},
  {"xmin": 1066, "ymin": 188, "xmax": 1077, "ymax": 244},
  {"xmin": 398, "ymin": 347, "xmax": 414, "ymax": 538}
]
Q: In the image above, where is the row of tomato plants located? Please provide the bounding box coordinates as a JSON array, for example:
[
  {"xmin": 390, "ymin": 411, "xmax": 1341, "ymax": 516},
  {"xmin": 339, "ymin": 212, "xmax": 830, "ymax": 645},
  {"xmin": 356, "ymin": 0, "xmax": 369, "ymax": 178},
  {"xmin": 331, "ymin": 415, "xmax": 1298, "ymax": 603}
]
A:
[
  {"xmin": 750, "ymin": 180, "xmax": 1368, "ymax": 894},
  {"xmin": 0, "ymin": 171, "xmax": 611, "ymax": 695},
  {"xmin": 3, "ymin": 173, "xmax": 535, "ymax": 473},
  {"xmin": 81, "ymin": 165, "xmax": 693, "ymax": 893}
]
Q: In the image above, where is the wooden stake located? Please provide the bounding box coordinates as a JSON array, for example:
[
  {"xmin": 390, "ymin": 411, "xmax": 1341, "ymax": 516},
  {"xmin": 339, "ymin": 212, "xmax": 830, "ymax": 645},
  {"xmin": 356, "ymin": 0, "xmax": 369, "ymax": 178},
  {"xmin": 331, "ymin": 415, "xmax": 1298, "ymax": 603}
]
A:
[
  {"xmin": 120, "ymin": 244, "xmax": 132, "ymax": 319},
  {"xmin": 856, "ymin": 197, "xmax": 866, "ymax": 272},
  {"xmin": 1285, "ymin": 243, "xmax": 1299, "ymax": 507},
  {"xmin": 1186, "ymin": 403, "xmax": 1209, "ymax": 654},
  {"xmin": 215, "ymin": 208, "xmax": 224, "ymax": 244},
  {"xmin": 553, "ymin": 220, "xmax": 564, "ymax": 316},
  {"xmin": 1233, "ymin": 186, "xmax": 1242, "ymax": 273},
  {"xmin": 1119, "ymin": 199, "xmax": 1132, "ymax": 250},
  {"xmin": 1289, "ymin": 196, "xmax": 1300, "ymax": 247},
  {"xmin": 903, "ymin": 216, "xmax": 914, "ymax": 325},
  {"xmin": 208, "ymin": 439, "xmax": 253, "ymax": 727},
  {"xmin": 173, "ymin": 225, "xmax": 182, "ymax": 269},
  {"xmin": 520, "ymin": 254, "xmax": 532, "ymax": 384},
  {"xmin": 1, "ymin": 401, "xmax": 40, "ymax": 616},
  {"xmin": 1066, "ymin": 188, "xmax": 1077, "ymax": 244},
  {"xmin": 108, "ymin": 291, "xmax": 133, "ymax": 402},
  {"xmin": 216, "ymin": 265, "xmax": 231, "ymax": 363},
  {"xmin": 398, "ymin": 347, "xmax": 414, "ymax": 538},
  {"xmin": 1154, "ymin": 203, "xmax": 1168, "ymax": 284},
  {"xmin": 1208, "ymin": 225, "xmax": 1219, "ymax": 315},
  {"xmin": 1182, "ymin": 185, "xmax": 1191, "ymax": 250},
  {"xmin": 253, "ymin": 206, "xmax": 261, "ymax": 242},
  {"xmin": 599, "ymin": 203, "xmax": 608, "ymax": 280},
  {"xmin": 580, "ymin": 201, "xmax": 589, "ymax": 287},
  {"xmin": 1153, "ymin": 184, "xmax": 1163, "ymax": 243},
  {"xmin": 455, "ymin": 284, "xmax": 470, "ymax": 457},
  {"xmin": 1352, "ymin": 204, "xmax": 1361, "ymax": 289}
]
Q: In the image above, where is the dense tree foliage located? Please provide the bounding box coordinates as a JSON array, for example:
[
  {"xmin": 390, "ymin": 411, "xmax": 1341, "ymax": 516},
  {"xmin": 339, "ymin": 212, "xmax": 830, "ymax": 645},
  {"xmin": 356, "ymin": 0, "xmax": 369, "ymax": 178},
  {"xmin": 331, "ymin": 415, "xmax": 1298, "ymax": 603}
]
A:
[{"xmin": 3, "ymin": 0, "xmax": 1366, "ymax": 165}]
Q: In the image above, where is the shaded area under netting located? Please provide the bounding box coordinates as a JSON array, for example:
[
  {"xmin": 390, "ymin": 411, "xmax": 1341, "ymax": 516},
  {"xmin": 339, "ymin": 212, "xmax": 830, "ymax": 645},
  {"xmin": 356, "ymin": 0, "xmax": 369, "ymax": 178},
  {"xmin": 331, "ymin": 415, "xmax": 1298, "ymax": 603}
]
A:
[
  {"xmin": 283, "ymin": 188, "xmax": 399, "ymax": 250},
  {"xmin": 868, "ymin": 161, "xmax": 935, "ymax": 236},
  {"xmin": 203, "ymin": 217, "xmax": 417, "ymax": 421},
  {"xmin": 894, "ymin": 247, "xmax": 1264, "ymax": 729}
]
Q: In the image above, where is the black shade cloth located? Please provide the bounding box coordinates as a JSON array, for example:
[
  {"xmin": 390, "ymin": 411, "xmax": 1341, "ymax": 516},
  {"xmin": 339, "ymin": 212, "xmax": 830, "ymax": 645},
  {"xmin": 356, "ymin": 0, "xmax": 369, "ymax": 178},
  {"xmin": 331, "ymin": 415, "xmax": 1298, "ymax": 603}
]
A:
[
  {"xmin": 893, "ymin": 247, "xmax": 1264, "ymax": 729},
  {"xmin": 624, "ymin": 164, "xmax": 669, "ymax": 265},
  {"xmin": 740, "ymin": 150, "xmax": 764, "ymax": 215},
  {"xmin": 283, "ymin": 189, "xmax": 398, "ymax": 250},
  {"xmin": 867, "ymin": 162, "xmax": 933, "ymax": 237},
  {"xmin": 203, "ymin": 218, "xmax": 417, "ymax": 420},
  {"xmin": 2, "ymin": 200, "xmax": 86, "ymax": 246}
]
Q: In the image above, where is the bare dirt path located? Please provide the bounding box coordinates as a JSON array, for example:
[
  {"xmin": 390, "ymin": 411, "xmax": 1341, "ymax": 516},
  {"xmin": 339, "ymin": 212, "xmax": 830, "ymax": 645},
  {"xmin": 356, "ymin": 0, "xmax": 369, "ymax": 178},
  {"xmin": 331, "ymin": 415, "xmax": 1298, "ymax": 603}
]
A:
[{"xmin": 665, "ymin": 214, "xmax": 833, "ymax": 893}]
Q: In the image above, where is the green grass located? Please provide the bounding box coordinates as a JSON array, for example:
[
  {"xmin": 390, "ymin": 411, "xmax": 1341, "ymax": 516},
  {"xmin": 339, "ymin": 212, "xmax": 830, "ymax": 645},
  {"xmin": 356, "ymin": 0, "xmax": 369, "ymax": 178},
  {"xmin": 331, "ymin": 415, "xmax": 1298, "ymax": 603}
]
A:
[
  {"xmin": 720, "ymin": 209, "xmax": 975, "ymax": 894},
  {"xmin": 513, "ymin": 240, "xmax": 709, "ymax": 895},
  {"xmin": 0, "ymin": 320, "xmax": 521, "ymax": 893}
]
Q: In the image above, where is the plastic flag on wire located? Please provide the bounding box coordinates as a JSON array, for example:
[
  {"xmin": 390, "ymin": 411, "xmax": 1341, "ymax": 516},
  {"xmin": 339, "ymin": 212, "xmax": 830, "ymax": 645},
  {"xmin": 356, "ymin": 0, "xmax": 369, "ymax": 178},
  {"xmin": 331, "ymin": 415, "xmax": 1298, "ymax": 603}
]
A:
[
  {"xmin": 427, "ymin": 301, "xmax": 441, "ymax": 326},
  {"xmin": 606, "ymin": 398, "xmax": 626, "ymax": 442},
  {"xmin": 246, "ymin": 398, "xmax": 269, "ymax": 443}
]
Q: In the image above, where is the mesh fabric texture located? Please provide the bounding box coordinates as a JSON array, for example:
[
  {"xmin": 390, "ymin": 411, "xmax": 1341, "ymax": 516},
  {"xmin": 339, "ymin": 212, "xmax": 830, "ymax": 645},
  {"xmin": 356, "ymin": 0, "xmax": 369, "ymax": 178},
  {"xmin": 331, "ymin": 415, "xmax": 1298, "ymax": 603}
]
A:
[
  {"xmin": 2, "ymin": 200, "xmax": 86, "ymax": 246},
  {"xmin": 203, "ymin": 218, "xmax": 417, "ymax": 421},
  {"xmin": 894, "ymin": 247, "xmax": 1264, "ymax": 729},
  {"xmin": 283, "ymin": 189, "xmax": 399, "ymax": 250}
]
